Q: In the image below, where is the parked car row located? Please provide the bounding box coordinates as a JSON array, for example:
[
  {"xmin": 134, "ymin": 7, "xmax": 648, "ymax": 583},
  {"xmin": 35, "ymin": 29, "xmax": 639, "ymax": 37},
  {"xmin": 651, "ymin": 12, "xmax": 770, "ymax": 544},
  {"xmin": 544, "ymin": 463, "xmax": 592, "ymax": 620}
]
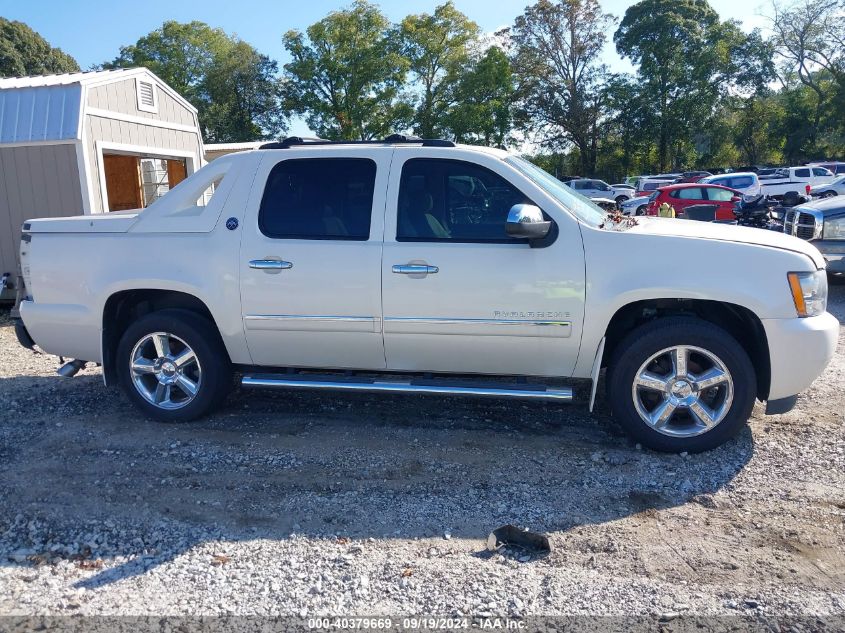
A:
[{"xmin": 562, "ymin": 179, "xmax": 633, "ymax": 205}]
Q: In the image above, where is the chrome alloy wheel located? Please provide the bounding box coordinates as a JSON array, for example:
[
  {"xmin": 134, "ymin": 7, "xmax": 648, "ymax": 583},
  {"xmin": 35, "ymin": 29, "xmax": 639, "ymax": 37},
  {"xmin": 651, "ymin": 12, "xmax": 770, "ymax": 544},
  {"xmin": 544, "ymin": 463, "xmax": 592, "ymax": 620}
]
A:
[
  {"xmin": 631, "ymin": 345, "xmax": 734, "ymax": 437},
  {"xmin": 130, "ymin": 332, "xmax": 202, "ymax": 410}
]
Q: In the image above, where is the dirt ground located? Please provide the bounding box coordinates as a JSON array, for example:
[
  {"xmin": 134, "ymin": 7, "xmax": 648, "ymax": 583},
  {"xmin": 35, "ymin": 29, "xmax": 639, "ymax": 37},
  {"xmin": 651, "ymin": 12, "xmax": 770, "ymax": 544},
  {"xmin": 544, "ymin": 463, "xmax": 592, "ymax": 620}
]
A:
[{"xmin": 0, "ymin": 281, "xmax": 843, "ymax": 626}]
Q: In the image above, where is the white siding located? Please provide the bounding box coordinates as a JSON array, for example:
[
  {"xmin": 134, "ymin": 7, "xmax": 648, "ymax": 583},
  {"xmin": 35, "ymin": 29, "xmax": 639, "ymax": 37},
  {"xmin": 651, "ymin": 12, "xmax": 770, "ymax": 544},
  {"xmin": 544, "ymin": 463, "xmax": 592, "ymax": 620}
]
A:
[
  {"xmin": 0, "ymin": 143, "xmax": 83, "ymax": 277},
  {"xmin": 87, "ymin": 78, "xmax": 196, "ymax": 127}
]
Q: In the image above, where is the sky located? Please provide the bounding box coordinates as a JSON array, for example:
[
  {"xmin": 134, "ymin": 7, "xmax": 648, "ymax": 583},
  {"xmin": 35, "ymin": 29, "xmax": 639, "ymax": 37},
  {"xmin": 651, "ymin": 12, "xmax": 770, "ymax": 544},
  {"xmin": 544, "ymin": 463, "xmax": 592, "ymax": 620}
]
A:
[{"xmin": 2, "ymin": 0, "xmax": 772, "ymax": 136}]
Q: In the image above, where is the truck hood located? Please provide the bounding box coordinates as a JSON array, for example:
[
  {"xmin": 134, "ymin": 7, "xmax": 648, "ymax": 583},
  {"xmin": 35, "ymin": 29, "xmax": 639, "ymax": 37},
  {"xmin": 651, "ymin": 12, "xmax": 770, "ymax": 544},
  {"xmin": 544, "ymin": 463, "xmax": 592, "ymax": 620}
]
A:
[
  {"xmin": 627, "ymin": 217, "xmax": 826, "ymax": 269},
  {"xmin": 24, "ymin": 211, "xmax": 140, "ymax": 234}
]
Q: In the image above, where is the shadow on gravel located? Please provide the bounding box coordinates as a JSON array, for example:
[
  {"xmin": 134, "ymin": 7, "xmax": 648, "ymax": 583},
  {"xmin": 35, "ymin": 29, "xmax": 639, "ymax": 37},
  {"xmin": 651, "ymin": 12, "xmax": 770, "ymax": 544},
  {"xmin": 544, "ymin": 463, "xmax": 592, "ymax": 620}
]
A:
[
  {"xmin": 0, "ymin": 365, "xmax": 756, "ymax": 590},
  {"xmin": 826, "ymin": 275, "xmax": 845, "ymax": 321}
]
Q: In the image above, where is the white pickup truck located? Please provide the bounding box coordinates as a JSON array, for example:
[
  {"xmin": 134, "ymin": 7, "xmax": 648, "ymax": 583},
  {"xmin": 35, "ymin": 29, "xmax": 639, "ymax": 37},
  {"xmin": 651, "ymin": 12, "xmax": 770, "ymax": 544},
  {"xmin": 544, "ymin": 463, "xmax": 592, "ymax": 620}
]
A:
[
  {"xmin": 760, "ymin": 166, "xmax": 836, "ymax": 199},
  {"xmin": 12, "ymin": 137, "xmax": 839, "ymax": 453}
]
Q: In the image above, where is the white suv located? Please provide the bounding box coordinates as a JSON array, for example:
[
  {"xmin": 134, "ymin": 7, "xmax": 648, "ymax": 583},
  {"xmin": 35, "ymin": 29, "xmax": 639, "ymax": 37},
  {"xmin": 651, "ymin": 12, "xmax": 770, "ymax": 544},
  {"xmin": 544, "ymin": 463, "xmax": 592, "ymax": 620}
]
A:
[{"xmin": 13, "ymin": 136, "xmax": 839, "ymax": 453}]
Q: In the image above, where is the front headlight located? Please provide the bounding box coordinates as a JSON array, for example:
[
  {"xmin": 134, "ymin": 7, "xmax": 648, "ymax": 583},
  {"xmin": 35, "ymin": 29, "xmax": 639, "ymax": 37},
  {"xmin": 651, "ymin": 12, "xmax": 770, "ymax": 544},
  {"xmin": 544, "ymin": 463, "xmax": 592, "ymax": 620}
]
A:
[
  {"xmin": 822, "ymin": 216, "xmax": 845, "ymax": 239},
  {"xmin": 787, "ymin": 271, "xmax": 828, "ymax": 317}
]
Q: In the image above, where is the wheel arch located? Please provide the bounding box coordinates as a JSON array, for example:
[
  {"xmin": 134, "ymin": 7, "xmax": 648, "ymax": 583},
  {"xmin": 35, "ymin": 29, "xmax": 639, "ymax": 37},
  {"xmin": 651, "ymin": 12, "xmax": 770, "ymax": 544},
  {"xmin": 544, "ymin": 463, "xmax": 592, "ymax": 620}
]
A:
[
  {"xmin": 101, "ymin": 289, "xmax": 229, "ymax": 386},
  {"xmin": 601, "ymin": 298, "xmax": 771, "ymax": 400}
]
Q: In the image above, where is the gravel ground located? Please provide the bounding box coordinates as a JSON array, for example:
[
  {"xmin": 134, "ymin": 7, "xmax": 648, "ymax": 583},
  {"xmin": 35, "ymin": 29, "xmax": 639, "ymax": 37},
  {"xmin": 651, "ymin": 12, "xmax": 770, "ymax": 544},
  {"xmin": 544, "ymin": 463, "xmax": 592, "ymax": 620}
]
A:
[{"xmin": 0, "ymin": 283, "xmax": 843, "ymax": 625}]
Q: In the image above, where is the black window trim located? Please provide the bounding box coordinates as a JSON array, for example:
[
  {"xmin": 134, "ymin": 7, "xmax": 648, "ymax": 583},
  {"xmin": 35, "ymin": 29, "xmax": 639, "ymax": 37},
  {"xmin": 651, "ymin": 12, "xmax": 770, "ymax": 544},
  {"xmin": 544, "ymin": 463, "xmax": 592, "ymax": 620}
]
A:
[
  {"xmin": 258, "ymin": 156, "xmax": 377, "ymax": 241},
  {"xmin": 395, "ymin": 157, "xmax": 549, "ymax": 245}
]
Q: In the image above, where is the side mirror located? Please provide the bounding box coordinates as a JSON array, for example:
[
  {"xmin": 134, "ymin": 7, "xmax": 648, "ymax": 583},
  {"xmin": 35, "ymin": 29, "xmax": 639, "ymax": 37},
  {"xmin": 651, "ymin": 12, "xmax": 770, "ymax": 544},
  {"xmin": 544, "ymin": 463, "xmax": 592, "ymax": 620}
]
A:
[{"xmin": 506, "ymin": 204, "xmax": 552, "ymax": 240}]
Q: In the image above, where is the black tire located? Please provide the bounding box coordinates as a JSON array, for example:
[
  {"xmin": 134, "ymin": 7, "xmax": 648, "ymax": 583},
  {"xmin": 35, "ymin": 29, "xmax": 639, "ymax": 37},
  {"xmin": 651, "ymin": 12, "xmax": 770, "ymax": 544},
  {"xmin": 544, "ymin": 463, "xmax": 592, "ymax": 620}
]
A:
[
  {"xmin": 615, "ymin": 196, "xmax": 628, "ymax": 206},
  {"xmin": 822, "ymin": 191, "xmax": 837, "ymax": 198},
  {"xmin": 606, "ymin": 317, "xmax": 756, "ymax": 453},
  {"xmin": 116, "ymin": 309, "xmax": 232, "ymax": 422},
  {"xmin": 635, "ymin": 206, "xmax": 646, "ymax": 216}
]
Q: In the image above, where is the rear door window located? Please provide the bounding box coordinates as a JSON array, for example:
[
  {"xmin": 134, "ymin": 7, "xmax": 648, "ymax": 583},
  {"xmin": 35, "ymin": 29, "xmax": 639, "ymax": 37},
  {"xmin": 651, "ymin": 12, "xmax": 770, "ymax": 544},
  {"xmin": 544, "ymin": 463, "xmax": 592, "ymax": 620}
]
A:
[
  {"xmin": 729, "ymin": 176, "xmax": 754, "ymax": 189},
  {"xmin": 258, "ymin": 158, "xmax": 376, "ymax": 240},
  {"xmin": 795, "ymin": 168, "xmax": 811, "ymax": 178}
]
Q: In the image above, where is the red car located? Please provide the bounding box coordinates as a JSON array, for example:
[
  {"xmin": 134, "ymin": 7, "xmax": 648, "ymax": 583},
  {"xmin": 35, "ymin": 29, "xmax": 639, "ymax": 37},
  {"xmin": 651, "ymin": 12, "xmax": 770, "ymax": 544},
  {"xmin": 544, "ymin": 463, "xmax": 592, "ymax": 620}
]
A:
[{"xmin": 645, "ymin": 183, "xmax": 742, "ymax": 221}]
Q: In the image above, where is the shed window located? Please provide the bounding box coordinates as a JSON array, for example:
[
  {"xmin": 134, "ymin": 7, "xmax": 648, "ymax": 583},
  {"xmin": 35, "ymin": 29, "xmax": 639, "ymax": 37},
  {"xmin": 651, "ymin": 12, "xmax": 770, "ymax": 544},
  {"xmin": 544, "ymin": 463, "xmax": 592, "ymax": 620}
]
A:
[{"xmin": 136, "ymin": 78, "xmax": 158, "ymax": 113}]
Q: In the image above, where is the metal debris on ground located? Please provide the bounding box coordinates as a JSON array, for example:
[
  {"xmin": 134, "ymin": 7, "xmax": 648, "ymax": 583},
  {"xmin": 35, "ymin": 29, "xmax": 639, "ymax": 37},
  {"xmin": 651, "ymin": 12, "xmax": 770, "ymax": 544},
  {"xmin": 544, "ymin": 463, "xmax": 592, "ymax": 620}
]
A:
[{"xmin": 486, "ymin": 525, "xmax": 551, "ymax": 555}]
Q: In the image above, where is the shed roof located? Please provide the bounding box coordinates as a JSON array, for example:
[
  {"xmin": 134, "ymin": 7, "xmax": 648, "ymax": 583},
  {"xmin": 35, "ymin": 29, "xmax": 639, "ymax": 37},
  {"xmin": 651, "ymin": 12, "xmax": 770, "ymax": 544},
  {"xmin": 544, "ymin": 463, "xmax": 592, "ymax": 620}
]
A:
[{"xmin": 0, "ymin": 68, "xmax": 197, "ymax": 145}]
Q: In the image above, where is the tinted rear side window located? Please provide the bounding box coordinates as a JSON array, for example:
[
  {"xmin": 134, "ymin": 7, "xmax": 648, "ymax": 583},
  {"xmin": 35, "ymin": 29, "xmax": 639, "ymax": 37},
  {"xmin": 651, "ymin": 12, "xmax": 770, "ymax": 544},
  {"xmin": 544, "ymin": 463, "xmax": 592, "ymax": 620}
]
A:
[
  {"xmin": 729, "ymin": 176, "xmax": 754, "ymax": 188},
  {"xmin": 795, "ymin": 168, "xmax": 811, "ymax": 178},
  {"xmin": 397, "ymin": 158, "xmax": 532, "ymax": 242},
  {"xmin": 259, "ymin": 158, "xmax": 376, "ymax": 240}
]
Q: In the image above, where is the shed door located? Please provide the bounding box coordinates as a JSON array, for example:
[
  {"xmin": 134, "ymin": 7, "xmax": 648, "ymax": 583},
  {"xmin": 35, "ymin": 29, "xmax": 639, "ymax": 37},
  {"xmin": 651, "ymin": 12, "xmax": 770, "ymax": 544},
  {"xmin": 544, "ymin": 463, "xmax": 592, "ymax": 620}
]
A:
[
  {"xmin": 167, "ymin": 159, "xmax": 187, "ymax": 187},
  {"xmin": 103, "ymin": 154, "xmax": 142, "ymax": 211}
]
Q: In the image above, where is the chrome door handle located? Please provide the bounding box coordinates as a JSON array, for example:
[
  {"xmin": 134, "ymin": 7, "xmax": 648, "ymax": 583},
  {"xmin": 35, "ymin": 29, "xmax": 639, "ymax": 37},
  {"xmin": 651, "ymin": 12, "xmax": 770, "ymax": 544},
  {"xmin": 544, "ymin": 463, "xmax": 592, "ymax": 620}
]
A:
[
  {"xmin": 392, "ymin": 264, "xmax": 439, "ymax": 275},
  {"xmin": 249, "ymin": 259, "xmax": 292, "ymax": 270}
]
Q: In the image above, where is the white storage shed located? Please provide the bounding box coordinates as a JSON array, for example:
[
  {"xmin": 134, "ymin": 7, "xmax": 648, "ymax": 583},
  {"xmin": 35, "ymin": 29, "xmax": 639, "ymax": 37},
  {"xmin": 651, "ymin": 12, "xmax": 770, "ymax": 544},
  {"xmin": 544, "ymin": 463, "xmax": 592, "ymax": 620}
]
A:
[{"xmin": 0, "ymin": 68, "xmax": 204, "ymax": 300}]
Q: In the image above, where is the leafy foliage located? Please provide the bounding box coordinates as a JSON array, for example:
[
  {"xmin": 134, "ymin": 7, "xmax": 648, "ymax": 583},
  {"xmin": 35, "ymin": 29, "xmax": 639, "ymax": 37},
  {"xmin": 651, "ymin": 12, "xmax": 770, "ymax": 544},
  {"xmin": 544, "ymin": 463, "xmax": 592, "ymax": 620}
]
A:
[
  {"xmin": 0, "ymin": 18, "xmax": 78, "ymax": 77},
  {"xmin": 397, "ymin": 2, "xmax": 480, "ymax": 138},
  {"xmin": 104, "ymin": 21, "xmax": 285, "ymax": 142},
  {"xmin": 10, "ymin": 0, "xmax": 845, "ymax": 181},
  {"xmin": 510, "ymin": 0, "xmax": 615, "ymax": 174},
  {"xmin": 282, "ymin": 1, "xmax": 411, "ymax": 140},
  {"xmin": 445, "ymin": 47, "xmax": 515, "ymax": 146}
]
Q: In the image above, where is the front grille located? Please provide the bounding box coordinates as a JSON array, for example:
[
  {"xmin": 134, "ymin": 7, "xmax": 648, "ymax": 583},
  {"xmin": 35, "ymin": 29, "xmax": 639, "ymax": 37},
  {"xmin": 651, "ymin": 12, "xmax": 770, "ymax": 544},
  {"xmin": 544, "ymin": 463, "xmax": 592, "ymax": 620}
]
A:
[{"xmin": 783, "ymin": 210, "xmax": 817, "ymax": 240}]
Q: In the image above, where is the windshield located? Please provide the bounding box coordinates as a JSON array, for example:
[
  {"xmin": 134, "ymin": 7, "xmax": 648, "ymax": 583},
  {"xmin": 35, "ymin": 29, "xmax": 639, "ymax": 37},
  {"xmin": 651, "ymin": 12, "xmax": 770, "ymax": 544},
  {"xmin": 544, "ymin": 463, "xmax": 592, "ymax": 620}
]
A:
[{"xmin": 507, "ymin": 156, "xmax": 607, "ymax": 226}]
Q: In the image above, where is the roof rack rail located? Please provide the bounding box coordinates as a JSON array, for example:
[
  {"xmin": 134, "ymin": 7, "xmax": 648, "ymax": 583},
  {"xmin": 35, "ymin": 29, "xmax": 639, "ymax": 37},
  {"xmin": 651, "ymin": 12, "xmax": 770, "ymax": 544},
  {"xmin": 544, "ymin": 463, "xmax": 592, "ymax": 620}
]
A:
[{"xmin": 259, "ymin": 135, "xmax": 455, "ymax": 150}]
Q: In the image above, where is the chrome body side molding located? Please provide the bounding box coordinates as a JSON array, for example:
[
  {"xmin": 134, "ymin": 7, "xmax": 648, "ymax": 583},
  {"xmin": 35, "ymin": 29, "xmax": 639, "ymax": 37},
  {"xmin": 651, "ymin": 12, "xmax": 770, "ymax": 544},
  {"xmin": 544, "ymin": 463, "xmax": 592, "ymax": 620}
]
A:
[
  {"xmin": 383, "ymin": 317, "xmax": 572, "ymax": 338},
  {"xmin": 243, "ymin": 314, "xmax": 380, "ymax": 333}
]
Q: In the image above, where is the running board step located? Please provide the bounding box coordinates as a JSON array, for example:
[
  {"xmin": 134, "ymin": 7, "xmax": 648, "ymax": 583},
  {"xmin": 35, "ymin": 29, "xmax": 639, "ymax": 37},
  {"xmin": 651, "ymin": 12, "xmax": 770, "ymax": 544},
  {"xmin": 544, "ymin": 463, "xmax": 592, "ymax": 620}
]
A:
[{"xmin": 241, "ymin": 374, "xmax": 573, "ymax": 401}]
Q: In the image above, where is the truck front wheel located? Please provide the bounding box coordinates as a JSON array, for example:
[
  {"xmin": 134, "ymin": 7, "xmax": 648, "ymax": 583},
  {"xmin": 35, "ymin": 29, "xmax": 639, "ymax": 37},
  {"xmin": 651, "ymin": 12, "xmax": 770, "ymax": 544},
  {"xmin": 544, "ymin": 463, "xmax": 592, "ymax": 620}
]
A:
[
  {"xmin": 607, "ymin": 317, "xmax": 756, "ymax": 453},
  {"xmin": 116, "ymin": 309, "xmax": 232, "ymax": 422}
]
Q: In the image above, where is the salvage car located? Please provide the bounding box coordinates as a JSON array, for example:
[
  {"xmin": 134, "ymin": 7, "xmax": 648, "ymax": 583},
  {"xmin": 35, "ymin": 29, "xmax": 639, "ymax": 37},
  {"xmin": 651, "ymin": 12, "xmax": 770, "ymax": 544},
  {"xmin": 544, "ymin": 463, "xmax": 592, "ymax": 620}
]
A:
[
  {"xmin": 760, "ymin": 166, "xmax": 835, "ymax": 199},
  {"xmin": 12, "ymin": 136, "xmax": 839, "ymax": 453},
  {"xmin": 644, "ymin": 183, "xmax": 742, "ymax": 221},
  {"xmin": 784, "ymin": 196, "xmax": 845, "ymax": 276},
  {"xmin": 809, "ymin": 175, "xmax": 845, "ymax": 199}
]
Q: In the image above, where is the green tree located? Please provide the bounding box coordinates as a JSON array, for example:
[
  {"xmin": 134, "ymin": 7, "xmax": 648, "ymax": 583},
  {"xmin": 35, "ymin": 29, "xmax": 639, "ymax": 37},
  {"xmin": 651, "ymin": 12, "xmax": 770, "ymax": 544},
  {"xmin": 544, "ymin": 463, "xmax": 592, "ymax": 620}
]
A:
[
  {"xmin": 105, "ymin": 21, "xmax": 285, "ymax": 142},
  {"xmin": 445, "ymin": 47, "xmax": 515, "ymax": 146},
  {"xmin": 0, "ymin": 18, "xmax": 78, "ymax": 77},
  {"xmin": 282, "ymin": 1, "xmax": 411, "ymax": 140},
  {"xmin": 614, "ymin": 0, "xmax": 733, "ymax": 171},
  {"xmin": 202, "ymin": 42, "xmax": 285, "ymax": 142},
  {"xmin": 510, "ymin": 0, "xmax": 615, "ymax": 175},
  {"xmin": 398, "ymin": 2, "xmax": 479, "ymax": 138},
  {"xmin": 104, "ymin": 21, "xmax": 228, "ymax": 104},
  {"xmin": 731, "ymin": 95, "xmax": 784, "ymax": 166},
  {"xmin": 769, "ymin": 0, "xmax": 845, "ymax": 151}
]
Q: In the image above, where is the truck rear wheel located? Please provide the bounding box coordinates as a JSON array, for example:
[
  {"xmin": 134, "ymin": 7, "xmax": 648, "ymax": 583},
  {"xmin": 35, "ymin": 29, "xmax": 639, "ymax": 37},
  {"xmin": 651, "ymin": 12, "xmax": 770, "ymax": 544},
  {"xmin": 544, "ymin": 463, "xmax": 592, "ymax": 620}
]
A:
[
  {"xmin": 607, "ymin": 317, "xmax": 756, "ymax": 453},
  {"xmin": 116, "ymin": 309, "xmax": 232, "ymax": 422}
]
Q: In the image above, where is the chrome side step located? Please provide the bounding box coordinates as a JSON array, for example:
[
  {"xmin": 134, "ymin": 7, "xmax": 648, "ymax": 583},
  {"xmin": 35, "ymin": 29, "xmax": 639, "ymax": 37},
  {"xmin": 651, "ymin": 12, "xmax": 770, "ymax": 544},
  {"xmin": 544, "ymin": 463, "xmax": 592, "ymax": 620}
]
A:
[{"xmin": 241, "ymin": 374, "xmax": 573, "ymax": 401}]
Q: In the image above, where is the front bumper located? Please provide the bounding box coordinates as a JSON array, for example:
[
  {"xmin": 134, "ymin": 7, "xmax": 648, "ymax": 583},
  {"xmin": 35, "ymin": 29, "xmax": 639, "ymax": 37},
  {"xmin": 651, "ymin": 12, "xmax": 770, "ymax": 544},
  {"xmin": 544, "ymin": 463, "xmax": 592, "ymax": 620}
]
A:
[{"xmin": 762, "ymin": 311, "xmax": 839, "ymax": 403}]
